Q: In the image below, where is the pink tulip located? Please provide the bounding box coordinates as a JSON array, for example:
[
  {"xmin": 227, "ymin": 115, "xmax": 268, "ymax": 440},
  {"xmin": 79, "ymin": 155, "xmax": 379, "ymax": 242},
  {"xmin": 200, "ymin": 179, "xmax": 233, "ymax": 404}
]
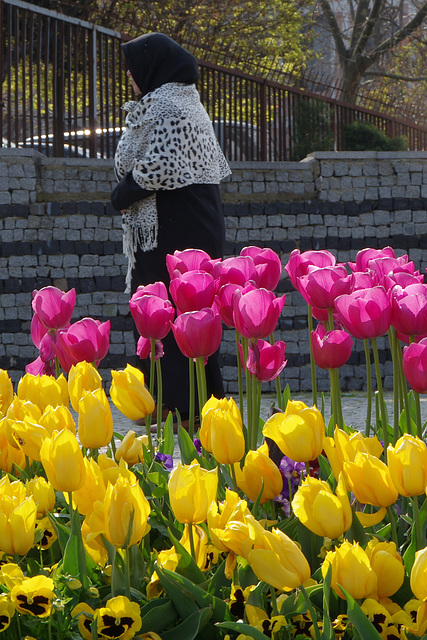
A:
[
  {"xmin": 25, "ymin": 356, "xmax": 55, "ymax": 377},
  {"xmin": 54, "ymin": 318, "xmax": 110, "ymax": 372},
  {"xmin": 382, "ymin": 271, "xmax": 424, "ymax": 292},
  {"xmin": 390, "ymin": 283, "xmax": 427, "ymax": 338},
  {"xmin": 247, "ymin": 339, "xmax": 287, "ymax": 382},
  {"xmin": 32, "ymin": 286, "xmax": 76, "ymax": 331},
  {"xmin": 30, "ymin": 314, "xmax": 49, "ymax": 348},
  {"xmin": 240, "ymin": 246, "xmax": 282, "ymax": 290},
  {"xmin": 350, "ymin": 271, "xmax": 377, "ymax": 291},
  {"xmin": 311, "ymin": 324, "xmax": 353, "ymax": 369},
  {"xmin": 348, "ymin": 246, "xmax": 395, "ymax": 272},
  {"xmin": 133, "ymin": 281, "xmax": 169, "ymax": 300},
  {"xmin": 402, "ymin": 338, "xmax": 427, "ymax": 393},
  {"xmin": 171, "ymin": 308, "xmax": 222, "ymax": 359},
  {"xmin": 298, "ymin": 265, "xmax": 352, "ymax": 310},
  {"xmin": 284, "ymin": 249, "xmax": 336, "ymax": 292},
  {"xmin": 129, "ymin": 292, "xmax": 175, "ymax": 340},
  {"xmin": 169, "ymin": 270, "xmax": 216, "ymax": 313},
  {"xmin": 215, "ymin": 283, "xmax": 258, "ymax": 328},
  {"xmin": 213, "ymin": 255, "xmax": 257, "ymax": 288},
  {"xmin": 334, "ymin": 287, "xmax": 391, "ymax": 339},
  {"xmin": 233, "ymin": 288, "xmax": 286, "ymax": 340},
  {"xmin": 367, "ymin": 255, "xmax": 419, "ymax": 286},
  {"xmin": 137, "ymin": 336, "xmax": 164, "ymax": 361},
  {"xmin": 166, "ymin": 249, "xmax": 218, "ymax": 279}
]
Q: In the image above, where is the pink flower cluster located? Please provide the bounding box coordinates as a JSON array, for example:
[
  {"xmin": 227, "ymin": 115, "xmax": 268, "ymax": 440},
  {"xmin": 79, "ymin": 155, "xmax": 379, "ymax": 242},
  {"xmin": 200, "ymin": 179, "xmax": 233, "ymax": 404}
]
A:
[
  {"xmin": 28, "ymin": 286, "xmax": 110, "ymax": 375},
  {"xmin": 285, "ymin": 246, "xmax": 427, "ymax": 391},
  {"xmin": 129, "ymin": 246, "xmax": 287, "ymax": 381}
]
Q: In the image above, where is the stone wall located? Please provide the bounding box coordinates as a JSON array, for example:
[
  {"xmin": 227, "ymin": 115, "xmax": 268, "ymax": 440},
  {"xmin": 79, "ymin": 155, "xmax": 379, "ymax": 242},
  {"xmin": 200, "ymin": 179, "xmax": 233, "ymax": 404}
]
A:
[{"xmin": 1, "ymin": 149, "xmax": 427, "ymax": 393}]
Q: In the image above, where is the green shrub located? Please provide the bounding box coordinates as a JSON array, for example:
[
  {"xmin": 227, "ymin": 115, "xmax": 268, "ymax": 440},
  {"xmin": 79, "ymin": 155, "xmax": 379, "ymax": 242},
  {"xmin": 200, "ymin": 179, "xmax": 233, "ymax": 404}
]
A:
[
  {"xmin": 291, "ymin": 98, "xmax": 334, "ymax": 160},
  {"xmin": 344, "ymin": 120, "xmax": 408, "ymax": 151}
]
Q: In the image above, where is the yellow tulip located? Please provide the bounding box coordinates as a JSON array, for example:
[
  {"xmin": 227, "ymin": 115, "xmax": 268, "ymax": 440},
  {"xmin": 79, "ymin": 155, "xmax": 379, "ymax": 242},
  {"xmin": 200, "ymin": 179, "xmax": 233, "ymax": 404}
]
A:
[
  {"xmin": 115, "ymin": 430, "xmax": 149, "ymax": 466},
  {"xmin": 0, "ymin": 369, "xmax": 13, "ymax": 418},
  {"xmin": 343, "ymin": 451, "xmax": 398, "ymax": 507},
  {"xmin": 39, "ymin": 404, "xmax": 76, "ymax": 436},
  {"xmin": 180, "ymin": 524, "xmax": 209, "ymax": 570},
  {"xmin": 0, "ymin": 483, "xmax": 37, "ymax": 556},
  {"xmin": 387, "ymin": 434, "xmax": 427, "ymax": 497},
  {"xmin": 200, "ymin": 396, "xmax": 245, "ymax": 464},
  {"xmin": 234, "ymin": 442, "xmax": 283, "ymax": 504},
  {"xmin": 8, "ymin": 418, "xmax": 49, "ymax": 462},
  {"xmin": 0, "ymin": 563, "xmax": 24, "ymax": 590},
  {"xmin": 292, "ymin": 473, "xmax": 352, "ymax": 539},
  {"xmin": 39, "ymin": 429, "xmax": 86, "ymax": 493},
  {"xmin": 102, "ymin": 475, "xmax": 151, "ymax": 548},
  {"xmin": 365, "ymin": 538, "xmax": 405, "ymax": 599},
  {"xmin": 207, "ymin": 489, "xmax": 250, "ymax": 552},
  {"xmin": 411, "ymin": 546, "xmax": 427, "ymax": 601},
  {"xmin": 0, "ymin": 419, "xmax": 26, "ymax": 474},
  {"xmin": 3, "ymin": 397, "xmax": 42, "ymax": 450},
  {"xmin": 67, "ymin": 457, "xmax": 107, "ymax": 516},
  {"xmin": 322, "ymin": 540, "xmax": 377, "ymax": 600},
  {"xmin": 17, "ymin": 373, "xmax": 67, "ymax": 412},
  {"xmin": 81, "ymin": 513, "xmax": 109, "ymax": 567},
  {"xmin": 78, "ymin": 387, "xmax": 113, "ymax": 449},
  {"xmin": 26, "ymin": 477, "xmax": 55, "ymax": 516},
  {"xmin": 168, "ymin": 459, "xmax": 218, "ymax": 524},
  {"xmin": 110, "ymin": 364, "xmax": 154, "ymax": 421},
  {"xmin": 262, "ymin": 400, "xmax": 325, "ymax": 462},
  {"xmin": 248, "ymin": 527, "xmax": 311, "ymax": 592},
  {"xmin": 216, "ymin": 513, "xmax": 265, "ymax": 558},
  {"xmin": 98, "ymin": 454, "xmax": 137, "ymax": 485},
  {"xmin": 68, "ymin": 361, "xmax": 103, "ymax": 412},
  {"xmin": 323, "ymin": 426, "xmax": 383, "ymax": 480}
]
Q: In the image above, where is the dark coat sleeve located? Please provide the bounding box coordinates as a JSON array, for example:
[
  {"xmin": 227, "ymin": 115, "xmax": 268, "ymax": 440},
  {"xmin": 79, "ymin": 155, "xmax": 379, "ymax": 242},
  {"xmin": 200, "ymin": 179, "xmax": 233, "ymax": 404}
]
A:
[{"xmin": 110, "ymin": 171, "xmax": 154, "ymax": 211}]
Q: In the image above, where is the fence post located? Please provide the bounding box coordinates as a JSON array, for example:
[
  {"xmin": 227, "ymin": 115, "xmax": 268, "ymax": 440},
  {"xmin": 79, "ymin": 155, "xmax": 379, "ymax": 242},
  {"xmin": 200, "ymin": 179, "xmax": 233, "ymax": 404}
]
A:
[
  {"xmin": 52, "ymin": 18, "xmax": 65, "ymax": 157},
  {"xmin": 260, "ymin": 80, "xmax": 267, "ymax": 161},
  {"xmin": 88, "ymin": 26, "xmax": 98, "ymax": 158}
]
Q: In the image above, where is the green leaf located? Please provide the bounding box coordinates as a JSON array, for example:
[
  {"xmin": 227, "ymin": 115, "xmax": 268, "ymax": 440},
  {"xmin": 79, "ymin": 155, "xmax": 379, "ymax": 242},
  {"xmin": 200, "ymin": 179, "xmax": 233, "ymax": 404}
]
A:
[
  {"xmin": 216, "ymin": 621, "xmax": 270, "ymax": 640},
  {"xmin": 321, "ymin": 565, "xmax": 334, "ymax": 640},
  {"xmin": 341, "ymin": 585, "xmax": 382, "ymax": 640},
  {"xmin": 345, "ymin": 505, "xmax": 367, "ymax": 546},
  {"xmin": 158, "ymin": 566, "xmax": 230, "ymax": 623},
  {"xmin": 140, "ymin": 599, "xmax": 178, "ymax": 633},
  {"xmin": 169, "ymin": 529, "xmax": 206, "ymax": 584},
  {"xmin": 317, "ymin": 454, "xmax": 334, "ymax": 484},
  {"xmin": 206, "ymin": 558, "xmax": 230, "ymax": 597},
  {"xmin": 161, "ymin": 607, "xmax": 212, "ymax": 640},
  {"xmin": 155, "ymin": 564, "xmax": 200, "ymax": 620},
  {"xmin": 47, "ymin": 512, "xmax": 71, "ymax": 554},
  {"xmin": 178, "ymin": 426, "xmax": 201, "ymax": 465},
  {"xmin": 160, "ymin": 412, "xmax": 175, "ymax": 456}
]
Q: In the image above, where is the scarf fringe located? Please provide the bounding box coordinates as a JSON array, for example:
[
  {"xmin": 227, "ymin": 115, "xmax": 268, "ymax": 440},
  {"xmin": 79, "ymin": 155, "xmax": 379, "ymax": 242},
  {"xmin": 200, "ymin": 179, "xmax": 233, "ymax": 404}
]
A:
[{"xmin": 123, "ymin": 222, "xmax": 159, "ymax": 293}]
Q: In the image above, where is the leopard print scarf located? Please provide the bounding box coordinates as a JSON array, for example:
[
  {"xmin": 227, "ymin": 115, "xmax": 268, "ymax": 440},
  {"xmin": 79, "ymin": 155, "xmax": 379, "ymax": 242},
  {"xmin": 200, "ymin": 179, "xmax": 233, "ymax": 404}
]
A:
[{"xmin": 114, "ymin": 82, "xmax": 231, "ymax": 291}]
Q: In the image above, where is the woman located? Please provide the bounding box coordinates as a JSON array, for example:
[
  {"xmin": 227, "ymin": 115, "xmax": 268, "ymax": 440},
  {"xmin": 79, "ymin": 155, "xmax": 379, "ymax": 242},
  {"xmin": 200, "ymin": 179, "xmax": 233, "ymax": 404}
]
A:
[{"xmin": 111, "ymin": 32, "xmax": 231, "ymax": 418}]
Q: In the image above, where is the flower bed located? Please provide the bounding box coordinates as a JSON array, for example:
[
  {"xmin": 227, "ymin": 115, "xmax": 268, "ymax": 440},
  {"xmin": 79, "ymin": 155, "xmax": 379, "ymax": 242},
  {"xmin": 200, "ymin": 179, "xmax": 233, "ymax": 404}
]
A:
[{"xmin": 0, "ymin": 245, "xmax": 427, "ymax": 639}]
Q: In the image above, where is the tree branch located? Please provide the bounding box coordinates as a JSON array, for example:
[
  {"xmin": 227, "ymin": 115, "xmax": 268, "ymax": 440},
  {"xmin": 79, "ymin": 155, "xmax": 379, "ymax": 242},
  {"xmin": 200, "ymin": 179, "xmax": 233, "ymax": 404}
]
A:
[
  {"xmin": 316, "ymin": 0, "xmax": 349, "ymax": 60},
  {"xmin": 364, "ymin": 70, "xmax": 427, "ymax": 81},
  {"xmin": 352, "ymin": 0, "xmax": 386, "ymax": 59}
]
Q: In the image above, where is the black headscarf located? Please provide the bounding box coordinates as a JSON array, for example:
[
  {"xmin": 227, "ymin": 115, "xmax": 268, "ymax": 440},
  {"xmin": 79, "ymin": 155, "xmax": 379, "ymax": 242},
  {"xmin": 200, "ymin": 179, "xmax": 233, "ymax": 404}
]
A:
[{"xmin": 121, "ymin": 33, "xmax": 199, "ymax": 98}]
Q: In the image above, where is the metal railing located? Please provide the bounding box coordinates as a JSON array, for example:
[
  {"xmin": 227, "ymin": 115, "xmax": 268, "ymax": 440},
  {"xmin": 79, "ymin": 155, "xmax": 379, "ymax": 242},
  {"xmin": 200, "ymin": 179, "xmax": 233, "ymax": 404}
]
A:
[{"xmin": 2, "ymin": 0, "xmax": 427, "ymax": 161}]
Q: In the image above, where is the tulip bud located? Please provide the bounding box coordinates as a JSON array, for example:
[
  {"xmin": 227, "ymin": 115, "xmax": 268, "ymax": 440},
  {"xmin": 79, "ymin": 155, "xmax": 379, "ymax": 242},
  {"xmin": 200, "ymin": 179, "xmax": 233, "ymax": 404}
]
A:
[
  {"xmin": 200, "ymin": 397, "xmax": 245, "ymax": 464},
  {"xmin": 78, "ymin": 387, "xmax": 114, "ymax": 449},
  {"xmin": 388, "ymin": 434, "xmax": 427, "ymax": 497},
  {"xmin": 115, "ymin": 430, "xmax": 149, "ymax": 466},
  {"xmin": 322, "ymin": 540, "xmax": 377, "ymax": 600},
  {"xmin": 168, "ymin": 460, "xmax": 218, "ymax": 524},
  {"xmin": 365, "ymin": 538, "xmax": 404, "ymax": 599},
  {"xmin": 411, "ymin": 547, "xmax": 427, "ymax": 601},
  {"xmin": 0, "ymin": 479, "xmax": 37, "ymax": 556},
  {"xmin": 292, "ymin": 473, "xmax": 352, "ymax": 540},
  {"xmin": 343, "ymin": 451, "xmax": 398, "ymax": 507},
  {"xmin": 235, "ymin": 443, "xmax": 283, "ymax": 504},
  {"xmin": 263, "ymin": 400, "xmax": 325, "ymax": 463},
  {"xmin": 40, "ymin": 429, "xmax": 86, "ymax": 493},
  {"xmin": 68, "ymin": 361, "xmax": 103, "ymax": 412},
  {"xmin": 110, "ymin": 364, "xmax": 155, "ymax": 421},
  {"xmin": 26, "ymin": 477, "xmax": 55, "ymax": 516},
  {"xmin": 0, "ymin": 369, "xmax": 13, "ymax": 418}
]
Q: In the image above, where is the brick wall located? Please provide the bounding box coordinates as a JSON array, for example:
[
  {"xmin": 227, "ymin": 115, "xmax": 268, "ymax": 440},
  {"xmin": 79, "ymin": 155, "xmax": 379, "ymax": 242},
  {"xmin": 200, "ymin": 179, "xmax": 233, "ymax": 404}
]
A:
[{"xmin": 1, "ymin": 149, "xmax": 427, "ymax": 392}]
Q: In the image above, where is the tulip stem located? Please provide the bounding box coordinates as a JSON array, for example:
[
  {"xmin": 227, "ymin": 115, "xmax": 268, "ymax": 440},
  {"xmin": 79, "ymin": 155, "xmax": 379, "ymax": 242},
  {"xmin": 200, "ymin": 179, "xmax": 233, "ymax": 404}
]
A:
[
  {"xmin": 411, "ymin": 496, "xmax": 422, "ymax": 551},
  {"xmin": 156, "ymin": 358, "xmax": 163, "ymax": 442},
  {"xmin": 195, "ymin": 357, "xmax": 208, "ymax": 418},
  {"xmin": 124, "ymin": 547, "xmax": 131, "ymax": 600},
  {"xmin": 300, "ymin": 584, "xmax": 321, "ymax": 640},
  {"xmin": 372, "ymin": 338, "xmax": 389, "ymax": 460},
  {"xmin": 236, "ymin": 330, "xmax": 244, "ymax": 416},
  {"xmin": 188, "ymin": 357, "xmax": 196, "ymax": 440},
  {"xmin": 270, "ymin": 586, "xmax": 279, "ymax": 616},
  {"xmin": 188, "ymin": 523, "xmax": 196, "ymax": 561},
  {"xmin": 414, "ymin": 391, "xmax": 423, "ymax": 440},
  {"xmin": 389, "ymin": 328, "xmax": 400, "ymax": 444},
  {"xmin": 54, "ymin": 356, "xmax": 61, "ymax": 379},
  {"xmin": 386, "ymin": 505, "xmax": 398, "ymax": 547},
  {"xmin": 363, "ymin": 339, "xmax": 372, "ymax": 436},
  {"xmin": 68, "ymin": 491, "xmax": 89, "ymax": 590},
  {"xmin": 308, "ymin": 306, "xmax": 318, "ymax": 407},
  {"xmin": 230, "ymin": 462, "xmax": 238, "ymax": 493}
]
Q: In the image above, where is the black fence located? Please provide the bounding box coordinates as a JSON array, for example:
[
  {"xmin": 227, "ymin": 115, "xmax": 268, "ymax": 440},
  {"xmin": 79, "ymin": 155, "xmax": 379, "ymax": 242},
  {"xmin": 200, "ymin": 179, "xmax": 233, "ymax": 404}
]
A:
[{"xmin": 2, "ymin": 0, "xmax": 427, "ymax": 161}]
